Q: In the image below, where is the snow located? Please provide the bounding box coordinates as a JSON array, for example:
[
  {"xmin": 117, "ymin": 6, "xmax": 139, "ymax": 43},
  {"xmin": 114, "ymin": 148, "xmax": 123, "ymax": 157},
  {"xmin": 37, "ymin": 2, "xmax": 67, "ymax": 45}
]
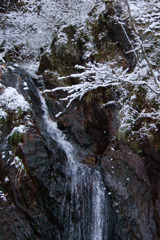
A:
[
  {"xmin": 0, "ymin": 0, "xmax": 101, "ymax": 70},
  {"xmin": 75, "ymin": 65, "xmax": 87, "ymax": 70},
  {"xmin": 0, "ymin": 0, "xmax": 159, "ymax": 147},
  {"xmin": 56, "ymin": 32, "xmax": 68, "ymax": 45},
  {"xmin": 0, "ymin": 191, "xmax": 7, "ymax": 202},
  {"xmin": 9, "ymin": 125, "xmax": 27, "ymax": 136},
  {"xmin": 10, "ymin": 156, "xmax": 24, "ymax": 170},
  {"xmin": 44, "ymin": 58, "xmax": 160, "ymax": 114},
  {"xmin": 5, "ymin": 176, "xmax": 9, "ymax": 183},
  {"xmin": 55, "ymin": 112, "xmax": 63, "ymax": 118},
  {"xmin": 0, "ymin": 87, "xmax": 30, "ymax": 113},
  {"xmin": 0, "ymin": 108, "xmax": 8, "ymax": 120}
]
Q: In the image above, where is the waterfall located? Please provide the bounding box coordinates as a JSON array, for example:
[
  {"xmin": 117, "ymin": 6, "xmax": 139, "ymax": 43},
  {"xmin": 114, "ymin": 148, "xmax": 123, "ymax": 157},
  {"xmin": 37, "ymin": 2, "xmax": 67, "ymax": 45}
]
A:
[{"xmin": 38, "ymin": 91, "xmax": 108, "ymax": 240}]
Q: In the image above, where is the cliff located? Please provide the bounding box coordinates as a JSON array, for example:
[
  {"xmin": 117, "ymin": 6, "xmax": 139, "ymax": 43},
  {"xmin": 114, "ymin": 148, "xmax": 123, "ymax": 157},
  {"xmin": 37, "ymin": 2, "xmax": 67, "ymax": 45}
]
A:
[{"xmin": 0, "ymin": 0, "xmax": 160, "ymax": 239}]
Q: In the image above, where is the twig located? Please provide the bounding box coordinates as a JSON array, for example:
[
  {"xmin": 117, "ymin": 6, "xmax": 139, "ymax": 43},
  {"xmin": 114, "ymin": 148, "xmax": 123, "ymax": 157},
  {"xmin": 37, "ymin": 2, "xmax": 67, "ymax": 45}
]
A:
[{"xmin": 125, "ymin": 0, "xmax": 160, "ymax": 88}]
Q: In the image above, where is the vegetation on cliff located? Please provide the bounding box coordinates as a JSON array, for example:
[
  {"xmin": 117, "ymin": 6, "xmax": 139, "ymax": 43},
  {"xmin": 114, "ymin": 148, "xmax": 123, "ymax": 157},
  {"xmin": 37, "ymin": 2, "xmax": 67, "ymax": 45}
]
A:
[{"xmin": 0, "ymin": 0, "xmax": 160, "ymax": 239}]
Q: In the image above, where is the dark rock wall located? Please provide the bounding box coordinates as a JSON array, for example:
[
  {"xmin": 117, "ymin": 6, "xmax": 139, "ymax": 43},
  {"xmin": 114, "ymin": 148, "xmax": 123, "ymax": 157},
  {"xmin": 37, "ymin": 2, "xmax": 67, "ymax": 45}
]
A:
[
  {"xmin": 0, "ymin": 63, "xmax": 159, "ymax": 239},
  {"xmin": 0, "ymin": 1, "xmax": 160, "ymax": 240}
]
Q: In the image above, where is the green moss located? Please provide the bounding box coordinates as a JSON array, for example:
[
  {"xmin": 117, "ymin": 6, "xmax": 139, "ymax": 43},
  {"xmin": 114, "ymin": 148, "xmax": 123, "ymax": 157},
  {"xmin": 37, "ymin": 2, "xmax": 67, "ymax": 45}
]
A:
[
  {"xmin": 137, "ymin": 149, "xmax": 142, "ymax": 154},
  {"xmin": 50, "ymin": 40, "xmax": 82, "ymax": 75},
  {"xmin": 0, "ymin": 116, "xmax": 6, "ymax": 124},
  {"xmin": 105, "ymin": 89, "xmax": 111, "ymax": 99},
  {"xmin": 44, "ymin": 24, "xmax": 86, "ymax": 76}
]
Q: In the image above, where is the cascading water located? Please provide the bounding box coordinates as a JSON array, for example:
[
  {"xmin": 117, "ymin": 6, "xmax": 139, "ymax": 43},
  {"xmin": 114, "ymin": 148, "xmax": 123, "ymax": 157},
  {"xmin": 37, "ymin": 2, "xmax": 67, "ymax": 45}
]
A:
[{"xmin": 37, "ymin": 90, "xmax": 108, "ymax": 240}]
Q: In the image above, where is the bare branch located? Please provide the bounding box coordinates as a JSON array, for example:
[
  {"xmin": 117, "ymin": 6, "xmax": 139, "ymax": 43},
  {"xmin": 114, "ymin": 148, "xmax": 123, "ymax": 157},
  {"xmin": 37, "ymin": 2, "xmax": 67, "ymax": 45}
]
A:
[{"xmin": 125, "ymin": 0, "xmax": 160, "ymax": 88}]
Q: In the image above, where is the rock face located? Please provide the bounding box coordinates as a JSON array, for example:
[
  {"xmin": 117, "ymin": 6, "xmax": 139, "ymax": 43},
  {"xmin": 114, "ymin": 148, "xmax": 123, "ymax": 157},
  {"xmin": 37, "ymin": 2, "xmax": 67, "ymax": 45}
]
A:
[{"xmin": 0, "ymin": 1, "xmax": 160, "ymax": 240}]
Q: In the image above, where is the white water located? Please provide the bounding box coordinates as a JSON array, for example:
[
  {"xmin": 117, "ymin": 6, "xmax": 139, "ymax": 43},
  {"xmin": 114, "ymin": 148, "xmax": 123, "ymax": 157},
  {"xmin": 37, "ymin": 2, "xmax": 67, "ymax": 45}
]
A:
[
  {"xmin": 92, "ymin": 171, "xmax": 106, "ymax": 240},
  {"xmin": 39, "ymin": 91, "xmax": 108, "ymax": 240}
]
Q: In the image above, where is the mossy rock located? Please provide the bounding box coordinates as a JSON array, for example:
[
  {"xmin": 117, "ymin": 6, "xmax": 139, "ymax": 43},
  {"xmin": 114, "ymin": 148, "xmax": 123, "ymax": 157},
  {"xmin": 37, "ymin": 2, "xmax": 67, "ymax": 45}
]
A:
[{"xmin": 39, "ymin": 25, "xmax": 87, "ymax": 76}]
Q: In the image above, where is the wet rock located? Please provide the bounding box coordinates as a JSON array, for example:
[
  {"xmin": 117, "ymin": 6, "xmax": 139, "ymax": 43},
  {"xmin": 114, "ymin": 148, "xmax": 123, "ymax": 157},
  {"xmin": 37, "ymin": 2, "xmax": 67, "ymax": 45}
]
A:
[
  {"xmin": 0, "ymin": 182, "xmax": 36, "ymax": 240},
  {"xmin": 50, "ymin": 82, "xmax": 159, "ymax": 239},
  {"xmin": 0, "ymin": 0, "xmax": 159, "ymax": 238},
  {"xmin": 54, "ymin": 87, "xmax": 120, "ymax": 159},
  {"xmin": 0, "ymin": 65, "xmax": 68, "ymax": 239},
  {"xmin": 101, "ymin": 142, "xmax": 159, "ymax": 240}
]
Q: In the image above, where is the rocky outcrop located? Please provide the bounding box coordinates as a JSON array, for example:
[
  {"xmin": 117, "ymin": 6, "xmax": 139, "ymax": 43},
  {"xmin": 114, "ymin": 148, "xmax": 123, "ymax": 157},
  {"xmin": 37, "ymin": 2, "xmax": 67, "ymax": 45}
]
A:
[
  {"xmin": 1, "ymin": 62, "xmax": 159, "ymax": 239},
  {"xmin": 101, "ymin": 142, "xmax": 158, "ymax": 240},
  {"xmin": 51, "ymin": 87, "xmax": 160, "ymax": 239},
  {"xmin": 38, "ymin": 1, "xmax": 137, "ymax": 78},
  {"xmin": 0, "ymin": 65, "xmax": 68, "ymax": 239}
]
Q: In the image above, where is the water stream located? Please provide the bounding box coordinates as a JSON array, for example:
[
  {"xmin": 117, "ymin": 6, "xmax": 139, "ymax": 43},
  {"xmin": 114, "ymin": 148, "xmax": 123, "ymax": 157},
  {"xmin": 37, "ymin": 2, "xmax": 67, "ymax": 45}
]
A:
[{"xmin": 38, "ymin": 90, "xmax": 108, "ymax": 240}]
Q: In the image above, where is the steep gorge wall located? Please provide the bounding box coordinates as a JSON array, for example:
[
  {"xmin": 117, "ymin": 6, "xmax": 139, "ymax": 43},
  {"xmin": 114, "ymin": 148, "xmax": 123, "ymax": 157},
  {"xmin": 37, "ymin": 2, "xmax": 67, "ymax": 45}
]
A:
[{"xmin": 0, "ymin": 0, "xmax": 160, "ymax": 239}]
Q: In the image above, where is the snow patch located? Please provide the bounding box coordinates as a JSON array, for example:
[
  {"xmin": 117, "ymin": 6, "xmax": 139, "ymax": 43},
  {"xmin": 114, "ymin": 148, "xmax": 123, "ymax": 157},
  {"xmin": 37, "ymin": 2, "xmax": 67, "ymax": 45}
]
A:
[
  {"xmin": 10, "ymin": 156, "xmax": 24, "ymax": 170},
  {"xmin": 0, "ymin": 87, "xmax": 30, "ymax": 113},
  {"xmin": 0, "ymin": 108, "xmax": 8, "ymax": 120},
  {"xmin": 5, "ymin": 177, "xmax": 9, "ymax": 184},
  {"xmin": 0, "ymin": 191, "xmax": 7, "ymax": 202},
  {"xmin": 9, "ymin": 125, "xmax": 27, "ymax": 139}
]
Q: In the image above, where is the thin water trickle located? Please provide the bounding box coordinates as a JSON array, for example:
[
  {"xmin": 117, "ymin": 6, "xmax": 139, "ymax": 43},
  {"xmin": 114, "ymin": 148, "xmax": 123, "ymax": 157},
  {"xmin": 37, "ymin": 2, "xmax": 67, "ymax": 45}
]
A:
[{"xmin": 39, "ymin": 91, "xmax": 108, "ymax": 240}]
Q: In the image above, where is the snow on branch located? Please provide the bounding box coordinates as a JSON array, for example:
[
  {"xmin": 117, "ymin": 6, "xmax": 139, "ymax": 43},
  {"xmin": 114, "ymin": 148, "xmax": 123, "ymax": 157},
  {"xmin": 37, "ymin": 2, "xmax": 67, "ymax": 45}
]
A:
[
  {"xmin": 43, "ymin": 61, "xmax": 160, "ymax": 111},
  {"xmin": 124, "ymin": 0, "xmax": 160, "ymax": 88}
]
